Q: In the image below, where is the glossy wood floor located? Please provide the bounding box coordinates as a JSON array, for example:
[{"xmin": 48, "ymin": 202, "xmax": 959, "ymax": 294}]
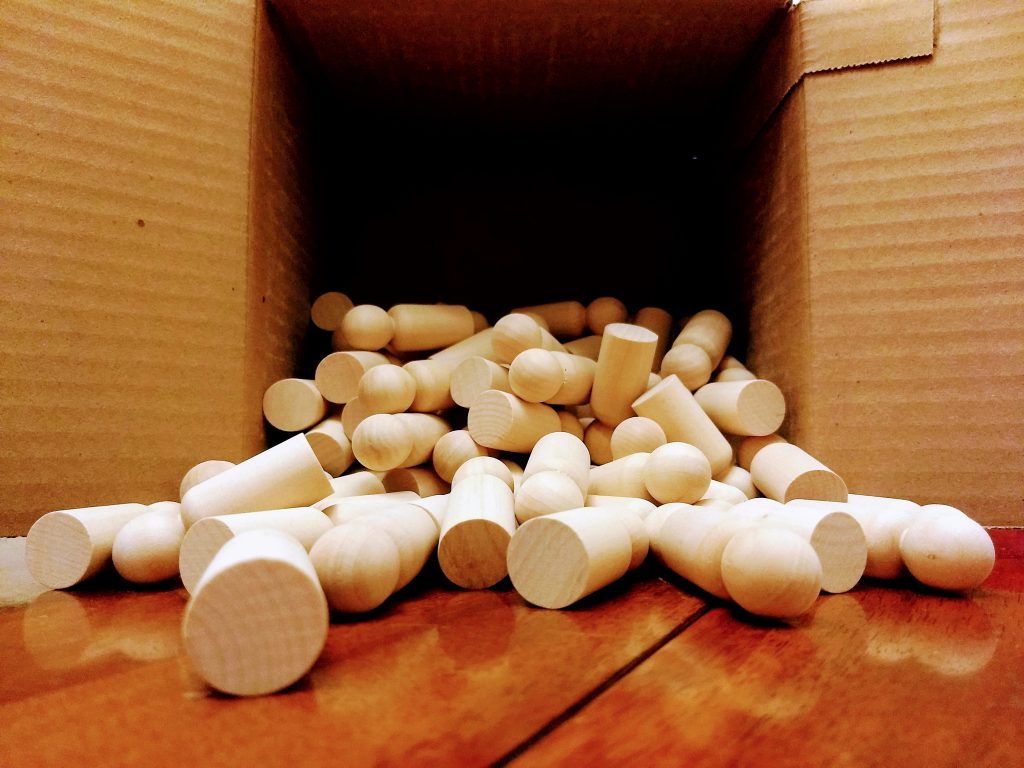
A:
[{"xmin": 1, "ymin": 530, "xmax": 1021, "ymax": 767}]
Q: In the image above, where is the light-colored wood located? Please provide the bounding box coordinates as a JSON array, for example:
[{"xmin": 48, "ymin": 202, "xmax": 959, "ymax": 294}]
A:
[
  {"xmin": 653, "ymin": 502, "xmax": 752, "ymax": 598},
  {"xmin": 263, "ymin": 378, "xmax": 329, "ymax": 432},
  {"xmin": 610, "ymin": 416, "xmax": 667, "ymax": 460},
  {"xmin": 437, "ymin": 474, "xmax": 517, "ymax": 589},
  {"xmin": 182, "ymin": 529, "xmax": 329, "ymax": 696},
  {"xmin": 522, "ymin": 431, "xmax": 591, "ymax": 495},
  {"xmin": 387, "ymin": 304, "xmax": 475, "ymax": 352},
  {"xmin": 491, "ymin": 313, "xmax": 566, "ymax": 364},
  {"xmin": 341, "ymin": 396, "xmax": 375, "ymax": 440},
  {"xmin": 584, "ymin": 419, "xmax": 615, "ymax": 465},
  {"xmin": 899, "ymin": 505, "xmax": 995, "ymax": 591},
  {"xmin": 309, "ymin": 521, "xmax": 400, "ymax": 613},
  {"xmin": 643, "ymin": 442, "xmax": 712, "ymax": 504},
  {"xmin": 585, "ymin": 494, "xmax": 657, "ymax": 520},
  {"xmin": 351, "ymin": 503, "xmax": 439, "ymax": 590},
  {"xmin": 180, "ymin": 434, "xmax": 334, "ymax": 529},
  {"xmin": 409, "ymin": 493, "xmax": 449, "ymax": 529},
  {"xmin": 563, "ymin": 334, "xmax": 603, "ymax": 361},
  {"xmin": 471, "ymin": 311, "xmax": 489, "ymax": 332},
  {"xmin": 467, "ymin": 389, "xmax": 561, "ymax": 452},
  {"xmin": 589, "ymin": 453, "xmax": 653, "ymax": 500},
  {"xmin": 693, "ymin": 379, "xmax": 786, "ymax": 436},
  {"xmin": 179, "ymin": 459, "xmax": 235, "ymax": 501},
  {"xmin": 720, "ymin": 525, "xmax": 822, "ymax": 619},
  {"xmin": 178, "ymin": 506, "xmax": 332, "ymax": 593},
  {"xmin": 591, "ymin": 323, "xmax": 659, "ymax": 426},
  {"xmin": 317, "ymin": 492, "xmax": 422, "ymax": 524},
  {"xmin": 428, "ymin": 327, "xmax": 498, "ymax": 364},
  {"xmin": 315, "ymin": 351, "xmax": 391, "ymax": 404},
  {"xmin": 557, "ymin": 410, "xmax": 585, "ymax": 440},
  {"xmin": 502, "ymin": 459, "xmax": 525, "ymax": 493},
  {"xmin": 329, "ymin": 471, "xmax": 386, "ymax": 497},
  {"xmin": 507, "ymin": 507, "xmax": 637, "ymax": 609},
  {"xmin": 646, "ymin": 372, "xmax": 663, "ymax": 390},
  {"xmin": 508, "ymin": 348, "xmax": 565, "ymax": 403},
  {"xmin": 511, "ymin": 300, "xmax": 587, "ymax": 337},
  {"xmin": 545, "ymin": 351, "xmax": 596, "ymax": 405},
  {"xmin": 631, "ymin": 375, "xmax": 733, "ymax": 477},
  {"xmin": 451, "ymin": 456, "xmax": 516, "ymax": 491},
  {"xmin": 717, "ymin": 465, "xmax": 758, "ymax": 500},
  {"xmin": 352, "ymin": 413, "xmax": 450, "ymax": 471},
  {"xmin": 111, "ymin": 503, "xmax": 184, "ymax": 584},
  {"xmin": 608, "ymin": 505, "xmax": 651, "ymax": 571},
  {"xmin": 451, "ymin": 356, "xmax": 511, "ymax": 408},
  {"xmin": 750, "ymin": 441, "xmax": 848, "ymax": 503},
  {"xmin": 715, "ymin": 356, "xmax": 757, "ymax": 383},
  {"xmin": 383, "ymin": 467, "xmax": 450, "ymax": 497},
  {"xmin": 634, "ymin": 307, "xmax": 673, "ymax": 372},
  {"xmin": 586, "ymin": 296, "xmax": 629, "ymax": 334},
  {"xmin": 736, "ymin": 433, "xmax": 788, "ymax": 471},
  {"xmin": 305, "ymin": 416, "xmax": 355, "ymax": 477},
  {"xmin": 699, "ymin": 479, "xmax": 749, "ymax": 506},
  {"xmin": 357, "ymin": 364, "xmax": 417, "ymax": 414},
  {"xmin": 403, "ymin": 359, "xmax": 458, "ymax": 412},
  {"xmin": 788, "ymin": 495, "xmax": 920, "ymax": 579},
  {"xmin": 341, "ymin": 304, "xmax": 396, "ymax": 350},
  {"xmin": 672, "ymin": 309, "xmax": 732, "ymax": 369},
  {"xmin": 330, "ymin": 326, "xmax": 354, "ymax": 352},
  {"xmin": 660, "ymin": 343, "xmax": 713, "ymax": 391},
  {"xmin": 432, "ymin": 429, "xmax": 497, "ymax": 483},
  {"xmin": 310, "ymin": 291, "xmax": 354, "ymax": 331},
  {"xmin": 514, "ymin": 470, "xmax": 586, "ymax": 524}
]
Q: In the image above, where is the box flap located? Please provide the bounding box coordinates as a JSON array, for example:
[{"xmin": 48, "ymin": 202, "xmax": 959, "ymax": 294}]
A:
[{"xmin": 730, "ymin": 0, "xmax": 935, "ymax": 150}]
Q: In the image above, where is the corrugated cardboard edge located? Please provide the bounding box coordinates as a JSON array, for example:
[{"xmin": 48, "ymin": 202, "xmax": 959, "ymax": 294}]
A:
[{"xmin": 729, "ymin": 0, "xmax": 935, "ymax": 152}]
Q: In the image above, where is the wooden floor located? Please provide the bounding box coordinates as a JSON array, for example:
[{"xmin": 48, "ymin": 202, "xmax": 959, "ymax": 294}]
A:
[{"xmin": 1, "ymin": 530, "xmax": 1022, "ymax": 767}]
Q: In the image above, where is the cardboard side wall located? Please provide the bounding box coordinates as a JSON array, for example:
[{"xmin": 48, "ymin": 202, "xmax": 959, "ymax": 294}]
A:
[{"xmin": 0, "ymin": 1, "xmax": 258, "ymax": 534}]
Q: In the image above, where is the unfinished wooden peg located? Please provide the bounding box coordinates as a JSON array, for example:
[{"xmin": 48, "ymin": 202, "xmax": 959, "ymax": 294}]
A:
[
  {"xmin": 329, "ymin": 471, "xmax": 386, "ymax": 497},
  {"xmin": 112, "ymin": 503, "xmax": 185, "ymax": 584},
  {"xmin": 634, "ymin": 307, "xmax": 673, "ymax": 371},
  {"xmin": 351, "ymin": 413, "xmax": 445, "ymax": 471},
  {"xmin": 558, "ymin": 410, "xmax": 585, "ymax": 440},
  {"xmin": 591, "ymin": 323, "xmax": 658, "ymax": 426},
  {"xmin": 720, "ymin": 526, "xmax": 822, "ymax": 619},
  {"xmin": 584, "ymin": 419, "xmax": 615, "ymax": 465},
  {"xmin": 503, "ymin": 459, "xmax": 525, "ymax": 492},
  {"xmin": 585, "ymin": 494, "xmax": 657, "ymax": 520},
  {"xmin": 522, "ymin": 431, "xmax": 591, "ymax": 494},
  {"xmin": 451, "ymin": 456, "xmax": 516, "ymax": 490},
  {"xmin": 491, "ymin": 313, "xmax": 565, "ymax": 364},
  {"xmin": 467, "ymin": 389, "xmax": 561, "ymax": 452},
  {"xmin": 263, "ymin": 378, "xmax": 329, "ymax": 432},
  {"xmin": 660, "ymin": 343, "xmax": 713, "ymax": 391},
  {"xmin": 180, "ymin": 434, "xmax": 334, "ymax": 529},
  {"xmin": 309, "ymin": 521, "xmax": 400, "ymax": 613},
  {"xmin": 717, "ymin": 465, "xmax": 758, "ymax": 500},
  {"xmin": 179, "ymin": 506, "xmax": 332, "ymax": 593},
  {"xmin": 511, "ymin": 300, "xmax": 587, "ymax": 337},
  {"xmin": 383, "ymin": 467, "xmax": 450, "ymax": 497},
  {"xmin": 737, "ymin": 433, "xmax": 787, "ymax": 471},
  {"xmin": 179, "ymin": 459, "xmax": 235, "ymax": 501},
  {"xmin": 410, "ymin": 494, "xmax": 449, "ymax": 529},
  {"xmin": 317, "ymin": 492, "xmax": 421, "ymax": 523},
  {"xmin": 310, "ymin": 291, "xmax": 354, "ymax": 331},
  {"xmin": 586, "ymin": 296, "xmax": 628, "ymax": 334},
  {"xmin": 315, "ymin": 351, "xmax": 391, "ymax": 404},
  {"xmin": 340, "ymin": 396, "xmax": 374, "ymax": 440},
  {"xmin": 353, "ymin": 503, "xmax": 439, "ymax": 589},
  {"xmin": 643, "ymin": 442, "xmax": 711, "ymax": 504},
  {"xmin": 514, "ymin": 470, "xmax": 585, "ymax": 523},
  {"xmin": 451, "ymin": 356, "xmax": 511, "ymax": 408},
  {"xmin": 699, "ymin": 479, "xmax": 749, "ymax": 507},
  {"xmin": 341, "ymin": 304, "xmax": 395, "ymax": 350},
  {"xmin": 673, "ymin": 309, "xmax": 732, "ymax": 369},
  {"xmin": 26, "ymin": 503, "xmax": 148, "ymax": 589},
  {"xmin": 646, "ymin": 372, "xmax": 663, "ymax": 390},
  {"xmin": 510, "ymin": 350, "xmax": 595, "ymax": 405},
  {"xmin": 563, "ymin": 334, "xmax": 603, "ymax": 361},
  {"xmin": 182, "ymin": 529, "xmax": 328, "ymax": 696},
  {"xmin": 589, "ymin": 453, "xmax": 652, "ymax": 500},
  {"xmin": 508, "ymin": 507, "xmax": 645, "ymax": 609},
  {"xmin": 387, "ymin": 304, "xmax": 475, "ymax": 352},
  {"xmin": 899, "ymin": 505, "xmax": 995, "ymax": 591},
  {"xmin": 432, "ymin": 429, "xmax": 497, "ymax": 483},
  {"xmin": 545, "ymin": 352, "xmax": 596, "ymax": 405},
  {"xmin": 632, "ymin": 375, "xmax": 733, "ymax": 476},
  {"xmin": 403, "ymin": 358, "xmax": 458, "ymax": 412},
  {"xmin": 715, "ymin": 355, "xmax": 757, "ymax": 382},
  {"xmin": 610, "ymin": 416, "xmax": 667, "ymax": 460},
  {"xmin": 357, "ymin": 364, "xmax": 417, "ymax": 414},
  {"xmin": 750, "ymin": 441, "xmax": 847, "ymax": 503},
  {"xmin": 428, "ymin": 328, "xmax": 498, "ymax": 364},
  {"xmin": 438, "ymin": 474, "xmax": 517, "ymax": 589},
  {"xmin": 305, "ymin": 416, "xmax": 355, "ymax": 477},
  {"xmin": 471, "ymin": 311, "xmax": 489, "ymax": 332},
  {"xmin": 694, "ymin": 379, "xmax": 786, "ymax": 436}
]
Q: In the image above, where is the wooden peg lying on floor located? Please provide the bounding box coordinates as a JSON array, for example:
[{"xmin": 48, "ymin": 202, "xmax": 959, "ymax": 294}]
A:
[
  {"xmin": 749, "ymin": 441, "xmax": 847, "ymax": 503},
  {"xmin": 438, "ymin": 474, "xmax": 517, "ymax": 589},
  {"xmin": 112, "ymin": 502, "xmax": 185, "ymax": 584}
]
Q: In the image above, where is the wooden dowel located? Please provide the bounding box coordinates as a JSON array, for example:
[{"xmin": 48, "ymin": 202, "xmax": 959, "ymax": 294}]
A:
[
  {"xmin": 310, "ymin": 291, "xmax": 353, "ymax": 331},
  {"xmin": 522, "ymin": 431, "xmax": 591, "ymax": 495},
  {"xmin": 557, "ymin": 410, "xmax": 585, "ymax": 440},
  {"xmin": 450, "ymin": 356, "xmax": 511, "ymax": 408},
  {"xmin": 491, "ymin": 313, "xmax": 566, "ymax": 364},
  {"xmin": 717, "ymin": 465, "xmax": 758, "ymax": 500},
  {"xmin": 179, "ymin": 460, "xmax": 235, "ymax": 501},
  {"xmin": 305, "ymin": 416, "xmax": 354, "ymax": 477},
  {"xmin": 352, "ymin": 412, "xmax": 450, "ymax": 471},
  {"xmin": 315, "ymin": 351, "xmax": 391, "ymax": 404},
  {"xmin": 428, "ymin": 328, "xmax": 499, "ymax": 364},
  {"xmin": 562, "ymin": 334, "xmax": 602, "ymax": 361},
  {"xmin": 643, "ymin": 442, "xmax": 712, "ymax": 504},
  {"xmin": 585, "ymin": 494, "xmax": 657, "ymax": 520},
  {"xmin": 438, "ymin": 474, "xmax": 517, "ymax": 589},
  {"xmin": 340, "ymin": 304, "xmax": 395, "ymax": 350},
  {"xmin": 591, "ymin": 323, "xmax": 658, "ymax": 427},
  {"xmin": 586, "ymin": 296, "xmax": 628, "ymax": 334},
  {"xmin": 661, "ymin": 343, "xmax": 713, "ymax": 391},
  {"xmin": 357, "ymin": 364, "xmax": 417, "ymax": 414},
  {"xmin": 387, "ymin": 304, "xmax": 475, "ymax": 352},
  {"xmin": 340, "ymin": 396, "xmax": 374, "ymax": 440},
  {"xmin": 514, "ymin": 470, "xmax": 586, "ymax": 523},
  {"xmin": 736, "ymin": 433, "xmax": 788, "ymax": 471},
  {"xmin": 750, "ymin": 441, "xmax": 847, "ymax": 503},
  {"xmin": 672, "ymin": 309, "xmax": 732, "ymax": 369},
  {"xmin": 450, "ymin": 456, "xmax": 516, "ymax": 490},
  {"xmin": 583, "ymin": 419, "xmax": 615, "ymax": 465},
  {"xmin": 588, "ymin": 453, "xmax": 652, "ymax": 500},
  {"xmin": 694, "ymin": 379, "xmax": 786, "ymax": 436},
  {"xmin": 610, "ymin": 416, "xmax": 667, "ymax": 460},
  {"xmin": 511, "ymin": 300, "xmax": 587, "ymax": 337},
  {"xmin": 382, "ymin": 467, "xmax": 450, "ymax": 497},
  {"xmin": 328, "ymin": 471, "xmax": 386, "ymax": 497},
  {"xmin": 403, "ymin": 359, "xmax": 458, "ymax": 412},
  {"xmin": 431, "ymin": 429, "xmax": 497, "ymax": 483},
  {"xmin": 263, "ymin": 378, "xmax": 328, "ymax": 432},
  {"xmin": 111, "ymin": 503, "xmax": 185, "ymax": 584},
  {"xmin": 467, "ymin": 389, "xmax": 561, "ymax": 452},
  {"xmin": 699, "ymin": 479, "xmax": 749, "ymax": 507},
  {"xmin": 317, "ymin": 492, "xmax": 422, "ymax": 524},
  {"xmin": 720, "ymin": 525, "xmax": 822, "ymax": 619},
  {"xmin": 634, "ymin": 306, "xmax": 673, "ymax": 372},
  {"xmin": 899, "ymin": 504, "xmax": 995, "ymax": 591}
]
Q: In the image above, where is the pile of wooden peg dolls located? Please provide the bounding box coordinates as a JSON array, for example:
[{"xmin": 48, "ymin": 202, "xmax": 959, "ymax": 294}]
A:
[{"xmin": 25, "ymin": 294, "xmax": 996, "ymax": 697}]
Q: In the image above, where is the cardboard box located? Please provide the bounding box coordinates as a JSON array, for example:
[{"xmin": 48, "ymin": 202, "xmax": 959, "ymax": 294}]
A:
[{"xmin": 1, "ymin": 0, "xmax": 1021, "ymax": 535}]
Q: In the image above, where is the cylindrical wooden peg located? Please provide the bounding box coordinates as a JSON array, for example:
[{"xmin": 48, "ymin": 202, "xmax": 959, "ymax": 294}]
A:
[
  {"xmin": 736, "ymin": 433, "xmax": 787, "ymax": 471},
  {"xmin": 428, "ymin": 328, "xmax": 498, "ymax": 364},
  {"xmin": 467, "ymin": 389, "xmax": 561, "ymax": 452},
  {"xmin": 340, "ymin": 397, "xmax": 374, "ymax": 439},
  {"xmin": 514, "ymin": 470, "xmax": 585, "ymax": 523},
  {"xmin": 309, "ymin": 521, "xmax": 400, "ymax": 613},
  {"xmin": 317, "ymin": 492, "xmax": 422, "ymax": 523},
  {"xmin": 588, "ymin": 453, "xmax": 652, "ymax": 500},
  {"xmin": 717, "ymin": 465, "xmax": 758, "ymax": 500},
  {"xmin": 673, "ymin": 309, "xmax": 732, "ymax": 369},
  {"xmin": 179, "ymin": 459, "xmax": 235, "ymax": 501},
  {"xmin": 180, "ymin": 435, "xmax": 334, "ymax": 529},
  {"xmin": 315, "ymin": 351, "xmax": 391, "ymax": 404},
  {"xmin": 329, "ymin": 471, "xmax": 386, "ymax": 497},
  {"xmin": 643, "ymin": 442, "xmax": 712, "ymax": 504},
  {"xmin": 634, "ymin": 306, "xmax": 673, "ymax": 372},
  {"xmin": 591, "ymin": 323, "xmax": 658, "ymax": 426},
  {"xmin": 720, "ymin": 526, "xmax": 822, "ymax": 619},
  {"xmin": 699, "ymin": 479, "xmax": 749, "ymax": 507},
  {"xmin": 357, "ymin": 364, "xmax": 417, "ymax": 414},
  {"xmin": 182, "ymin": 529, "xmax": 328, "ymax": 696},
  {"xmin": 661, "ymin": 343, "xmax": 713, "ymax": 391},
  {"xmin": 451, "ymin": 356, "xmax": 511, "ymax": 408},
  {"xmin": 653, "ymin": 502, "xmax": 752, "ymax": 598},
  {"xmin": 111, "ymin": 503, "xmax": 185, "ymax": 584},
  {"xmin": 403, "ymin": 359, "xmax": 458, "ymax": 412},
  {"xmin": 610, "ymin": 416, "xmax": 667, "ymax": 460},
  {"xmin": 750, "ymin": 441, "xmax": 847, "ymax": 503},
  {"xmin": 352, "ymin": 413, "xmax": 450, "ymax": 471},
  {"xmin": 491, "ymin": 313, "xmax": 565, "ymax": 364},
  {"xmin": 387, "ymin": 304, "xmax": 475, "ymax": 352},
  {"xmin": 583, "ymin": 419, "xmax": 615, "ymax": 465},
  {"xmin": 694, "ymin": 379, "xmax": 786, "ymax": 436},
  {"xmin": 899, "ymin": 505, "xmax": 994, "ymax": 591},
  {"xmin": 432, "ymin": 429, "xmax": 497, "ymax": 483},
  {"xmin": 263, "ymin": 378, "xmax": 328, "ymax": 432},
  {"xmin": 310, "ymin": 291, "xmax": 353, "ymax": 331},
  {"xmin": 341, "ymin": 304, "xmax": 395, "ymax": 350},
  {"xmin": 511, "ymin": 300, "xmax": 587, "ymax": 337},
  {"xmin": 585, "ymin": 495, "xmax": 657, "ymax": 521},
  {"xmin": 631, "ymin": 375, "xmax": 733, "ymax": 477},
  {"xmin": 563, "ymin": 334, "xmax": 602, "ymax": 361},
  {"xmin": 438, "ymin": 474, "xmax": 517, "ymax": 589},
  {"xmin": 383, "ymin": 467, "xmax": 450, "ymax": 497},
  {"xmin": 558, "ymin": 410, "xmax": 585, "ymax": 440},
  {"xmin": 305, "ymin": 416, "xmax": 355, "ymax": 477},
  {"xmin": 508, "ymin": 348, "xmax": 563, "ymax": 403},
  {"xmin": 586, "ymin": 296, "xmax": 628, "ymax": 334},
  {"xmin": 522, "ymin": 431, "xmax": 591, "ymax": 495}
]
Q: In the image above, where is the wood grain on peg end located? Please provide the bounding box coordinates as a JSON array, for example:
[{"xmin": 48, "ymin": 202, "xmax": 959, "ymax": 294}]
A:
[
  {"xmin": 643, "ymin": 442, "xmax": 712, "ymax": 504},
  {"xmin": 310, "ymin": 291, "xmax": 353, "ymax": 331},
  {"xmin": 610, "ymin": 416, "xmax": 667, "ymax": 460},
  {"xmin": 750, "ymin": 442, "xmax": 847, "ymax": 503},
  {"xmin": 341, "ymin": 304, "xmax": 395, "ymax": 350},
  {"xmin": 694, "ymin": 379, "xmax": 786, "ymax": 436},
  {"xmin": 438, "ymin": 474, "xmax": 516, "ymax": 589},
  {"xmin": 451, "ymin": 356, "xmax": 510, "ymax": 408},
  {"xmin": 263, "ymin": 378, "xmax": 328, "ymax": 432},
  {"xmin": 315, "ymin": 351, "xmax": 390, "ymax": 404},
  {"xmin": 357, "ymin": 364, "xmax": 417, "ymax": 414},
  {"xmin": 306, "ymin": 416, "xmax": 355, "ymax": 477},
  {"xmin": 467, "ymin": 389, "xmax": 560, "ymax": 453},
  {"xmin": 720, "ymin": 525, "xmax": 821, "ymax": 620},
  {"xmin": 586, "ymin": 296, "xmax": 628, "ymax": 334},
  {"xmin": 182, "ymin": 529, "xmax": 328, "ymax": 696},
  {"xmin": 179, "ymin": 460, "xmax": 235, "ymax": 501}
]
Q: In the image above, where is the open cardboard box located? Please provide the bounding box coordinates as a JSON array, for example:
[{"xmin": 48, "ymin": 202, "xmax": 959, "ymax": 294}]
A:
[{"xmin": 1, "ymin": 0, "xmax": 1021, "ymax": 535}]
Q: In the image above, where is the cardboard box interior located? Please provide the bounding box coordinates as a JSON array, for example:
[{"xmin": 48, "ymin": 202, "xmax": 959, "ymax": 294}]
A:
[{"xmin": 1, "ymin": 0, "xmax": 1020, "ymax": 534}]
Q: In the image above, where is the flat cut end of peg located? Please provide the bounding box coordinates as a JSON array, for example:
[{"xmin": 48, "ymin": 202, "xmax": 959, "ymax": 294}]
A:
[
  {"xmin": 438, "ymin": 519, "xmax": 513, "ymax": 589},
  {"xmin": 507, "ymin": 516, "xmax": 591, "ymax": 609},
  {"xmin": 26, "ymin": 512, "xmax": 93, "ymax": 590}
]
